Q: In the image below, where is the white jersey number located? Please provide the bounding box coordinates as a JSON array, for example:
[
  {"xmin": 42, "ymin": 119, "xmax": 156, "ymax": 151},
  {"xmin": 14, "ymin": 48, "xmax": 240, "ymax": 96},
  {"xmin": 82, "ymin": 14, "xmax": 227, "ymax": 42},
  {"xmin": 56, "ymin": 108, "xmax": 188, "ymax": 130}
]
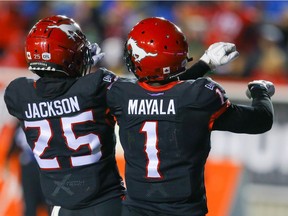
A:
[
  {"xmin": 140, "ymin": 121, "xmax": 161, "ymax": 178},
  {"xmin": 24, "ymin": 110, "xmax": 102, "ymax": 169}
]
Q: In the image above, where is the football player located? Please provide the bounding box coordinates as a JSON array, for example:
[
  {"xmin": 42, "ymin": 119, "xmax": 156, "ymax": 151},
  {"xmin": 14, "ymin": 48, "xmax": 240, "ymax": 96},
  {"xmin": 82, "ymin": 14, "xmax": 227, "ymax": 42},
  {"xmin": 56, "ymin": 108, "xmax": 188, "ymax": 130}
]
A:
[
  {"xmin": 4, "ymin": 15, "xmax": 124, "ymax": 216},
  {"xmin": 106, "ymin": 17, "xmax": 275, "ymax": 216},
  {"xmin": 4, "ymin": 15, "xmax": 243, "ymax": 216}
]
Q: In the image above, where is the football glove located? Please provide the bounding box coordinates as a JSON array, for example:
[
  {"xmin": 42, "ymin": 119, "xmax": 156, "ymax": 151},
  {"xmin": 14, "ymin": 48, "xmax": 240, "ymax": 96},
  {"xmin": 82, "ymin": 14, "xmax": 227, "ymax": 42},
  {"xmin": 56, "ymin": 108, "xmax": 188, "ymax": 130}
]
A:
[
  {"xmin": 89, "ymin": 43, "xmax": 105, "ymax": 66},
  {"xmin": 246, "ymin": 80, "xmax": 275, "ymax": 99},
  {"xmin": 200, "ymin": 42, "xmax": 239, "ymax": 69}
]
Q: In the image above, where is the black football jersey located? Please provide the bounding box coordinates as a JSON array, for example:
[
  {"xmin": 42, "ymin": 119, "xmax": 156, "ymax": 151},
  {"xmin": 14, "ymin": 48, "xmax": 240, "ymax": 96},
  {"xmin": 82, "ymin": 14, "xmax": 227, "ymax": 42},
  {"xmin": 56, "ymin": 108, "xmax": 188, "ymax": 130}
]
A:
[
  {"xmin": 4, "ymin": 68, "xmax": 124, "ymax": 209},
  {"xmin": 107, "ymin": 77, "xmax": 230, "ymax": 216}
]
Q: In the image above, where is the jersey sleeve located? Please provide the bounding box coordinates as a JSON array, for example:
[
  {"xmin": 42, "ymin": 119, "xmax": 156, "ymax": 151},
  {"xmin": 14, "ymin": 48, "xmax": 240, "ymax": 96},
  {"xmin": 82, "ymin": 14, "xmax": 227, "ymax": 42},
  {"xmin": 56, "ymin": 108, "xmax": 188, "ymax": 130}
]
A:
[
  {"xmin": 88, "ymin": 67, "xmax": 117, "ymax": 87},
  {"xmin": 106, "ymin": 78, "xmax": 125, "ymax": 119},
  {"xmin": 178, "ymin": 61, "xmax": 211, "ymax": 80},
  {"xmin": 192, "ymin": 77, "xmax": 230, "ymax": 110},
  {"xmin": 106, "ymin": 77, "xmax": 138, "ymax": 124},
  {"xmin": 106, "ymin": 82, "xmax": 116, "ymax": 114},
  {"xmin": 212, "ymin": 94, "xmax": 273, "ymax": 134},
  {"xmin": 190, "ymin": 77, "xmax": 230, "ymax": 130},
  {"xmin": 100, "ymin": 67, "xmax": 118, "ymax": 83}
]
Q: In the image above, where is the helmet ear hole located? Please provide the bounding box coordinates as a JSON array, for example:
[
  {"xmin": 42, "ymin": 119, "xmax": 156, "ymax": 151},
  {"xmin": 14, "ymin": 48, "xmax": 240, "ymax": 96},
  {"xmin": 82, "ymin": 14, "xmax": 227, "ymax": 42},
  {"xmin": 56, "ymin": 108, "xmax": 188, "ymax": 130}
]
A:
[{"xmin": 68, "ymin": 63, "xmax": 75, "ymax": 70}]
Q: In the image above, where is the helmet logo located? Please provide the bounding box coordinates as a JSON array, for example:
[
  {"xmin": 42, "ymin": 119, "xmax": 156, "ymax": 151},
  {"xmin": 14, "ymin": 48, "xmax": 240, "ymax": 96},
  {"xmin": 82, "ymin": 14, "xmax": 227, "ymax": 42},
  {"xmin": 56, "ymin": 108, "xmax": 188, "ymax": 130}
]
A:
[
  {"xmin": 127, "ymin": 38, "xmax": 157, "ymax": 62},
  {"xmin": 26, "ymin": 52, "xmax": 32, "ymax": 60},
  {"xmin": 47, "ymin": 24, "xmax": 79, "ymax": 41},
  {"xmin": 42, "ymin": 52, "xmax": 51, "ymax": 60},
  {"xmin": 163, "ymin": 67, "xmax": 170, "ymax": 74}
]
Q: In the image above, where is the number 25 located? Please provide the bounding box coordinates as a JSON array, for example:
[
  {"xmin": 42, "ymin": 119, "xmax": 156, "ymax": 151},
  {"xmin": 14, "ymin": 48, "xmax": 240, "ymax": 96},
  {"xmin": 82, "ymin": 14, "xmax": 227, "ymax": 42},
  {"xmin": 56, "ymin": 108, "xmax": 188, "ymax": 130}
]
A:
[{"xmin": 24, "ymin": 110, "xmax": 102, "ymax": 169}]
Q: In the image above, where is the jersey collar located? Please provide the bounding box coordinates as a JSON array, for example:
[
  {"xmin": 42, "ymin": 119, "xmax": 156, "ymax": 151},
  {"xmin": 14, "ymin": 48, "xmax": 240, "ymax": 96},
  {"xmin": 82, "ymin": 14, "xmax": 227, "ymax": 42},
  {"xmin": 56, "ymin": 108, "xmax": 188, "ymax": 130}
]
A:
[{"xmin": 137, "ymin": 80, "xmax": 182, "ymax": 92}]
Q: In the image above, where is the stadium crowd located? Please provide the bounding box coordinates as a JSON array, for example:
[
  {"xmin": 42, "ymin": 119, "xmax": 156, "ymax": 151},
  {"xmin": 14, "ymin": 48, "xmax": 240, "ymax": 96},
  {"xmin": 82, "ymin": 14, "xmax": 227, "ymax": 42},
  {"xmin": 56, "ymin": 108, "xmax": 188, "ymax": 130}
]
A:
[{"xmin": 0, "ymin": 1, "xmax": 288, "ymax": 83}]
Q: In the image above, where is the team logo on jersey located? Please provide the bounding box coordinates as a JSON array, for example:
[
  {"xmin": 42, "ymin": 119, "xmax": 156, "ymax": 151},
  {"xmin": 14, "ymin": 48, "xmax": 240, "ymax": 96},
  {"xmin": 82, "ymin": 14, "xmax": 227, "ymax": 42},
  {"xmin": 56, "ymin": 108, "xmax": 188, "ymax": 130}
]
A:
[
  {"xmin": 103, "ymin": 74, "xmax": 114, "ymax": 83},
  {"xmin": 52, "ymin": 174, "xmax": 74, "ymax": 196},
  {"xmin": 42, "ymin": 52, "xmax": 51, "ymax": 60},
  {"xmin": 47, "ymin": 24, "xmax": 79, "ymax": 41},
  {"xmin": 205, "ymin": 82, "xmax": 215, "ymax": 90},
  {"xmin": 127, "ymin": 37, "xmax": 157, "ymax": 62}
]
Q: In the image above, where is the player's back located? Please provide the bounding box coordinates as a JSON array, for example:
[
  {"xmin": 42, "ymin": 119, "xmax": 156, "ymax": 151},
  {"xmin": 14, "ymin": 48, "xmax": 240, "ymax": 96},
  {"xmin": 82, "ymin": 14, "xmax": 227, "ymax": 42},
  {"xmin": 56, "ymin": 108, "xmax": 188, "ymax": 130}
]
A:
[
  {"xmin": 107, "ymin": 77, "xmax": 228, "ymax": 216},
  {"xmin": 4, "ymin": 69, "xmax": 124, "ymax": 209}
]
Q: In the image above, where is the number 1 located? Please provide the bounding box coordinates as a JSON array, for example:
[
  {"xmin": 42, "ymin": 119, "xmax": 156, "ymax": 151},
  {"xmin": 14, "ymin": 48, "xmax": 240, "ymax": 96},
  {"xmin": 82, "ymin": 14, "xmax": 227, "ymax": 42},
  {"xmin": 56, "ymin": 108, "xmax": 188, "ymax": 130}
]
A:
[{"xmin": 140, "ymin": 121, "xmax": 162, "ymax": 178}]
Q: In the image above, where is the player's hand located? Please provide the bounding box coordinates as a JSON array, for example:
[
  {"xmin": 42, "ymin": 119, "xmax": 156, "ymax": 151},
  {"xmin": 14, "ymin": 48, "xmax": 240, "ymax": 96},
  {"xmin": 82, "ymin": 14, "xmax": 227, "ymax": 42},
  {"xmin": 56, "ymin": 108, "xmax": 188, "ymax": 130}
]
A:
[
  {"xmin": 246, "ymin": 80, "xmax": 275, "ymax": 99},
  {"xmin": 200, "ymin": 42, "xmax": 239, "ymax": 69},
  {"xmin": 89, "ymin": 43, "xmax": 105, "ymax": 66}
]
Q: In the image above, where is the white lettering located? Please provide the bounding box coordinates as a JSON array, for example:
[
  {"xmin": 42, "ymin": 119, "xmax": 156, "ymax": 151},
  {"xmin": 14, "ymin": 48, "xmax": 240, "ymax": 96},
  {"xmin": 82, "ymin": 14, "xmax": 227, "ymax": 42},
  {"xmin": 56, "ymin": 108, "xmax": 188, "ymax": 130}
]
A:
[
  {"xmin": 47, "ymin": 101, "xmax": 56, "ymax": 116},
  {"xmin": 70, "ymin": 96, "xmax": 80, "ymax": 112},
  {"xmin": 128, "ymin": 99, "xmax": 138, "ymax": 114},
  {"xmin": 167, "ymin": 100, "xmax": 176, "ymax": 114},
  {"xmin": 145, "ymin": 99, "xmax": 153, "ymax": 115},
  {"xmin": 24, "ymin": 96, "xmax": 80, "ymax": 119},
  {"xmin": 25, "ymin": 104, "xmax": 32, "ymax": 118},
  {"xmin": 138, "ymin": 100, "xmax": 146, "ymax": 115},
  {"xmin": 39, "ymin": 102, "xmax": 48, "ymax": 117},
  {"xmin": 151, "ymin": 100, "xmax": 159, "ymax": 115},
  {"xmin": 32, "ymin": 103, "xmax": 41, "ymax": 118},
  {"xmin": 62, "ymin": 98, "xmax": 71, "ymax": 113},
  {"xmin": 159, "ymin": 100, "xmax": 166, "ymax": 114},
  {"xmin": 54, "ymin": 100, "xmax": 63, "ymax": 115},
  {"xmin": 127, "ymin": 99, "xmax": 176, "ymax": 115}
]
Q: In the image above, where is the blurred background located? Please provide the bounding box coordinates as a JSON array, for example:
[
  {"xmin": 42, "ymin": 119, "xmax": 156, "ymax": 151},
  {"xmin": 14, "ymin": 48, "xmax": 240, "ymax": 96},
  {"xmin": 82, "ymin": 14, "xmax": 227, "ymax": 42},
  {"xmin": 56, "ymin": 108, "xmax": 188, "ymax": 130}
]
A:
[{"xmin": 0, "ymin": 1, "xmax": 287, "ymax": 216}]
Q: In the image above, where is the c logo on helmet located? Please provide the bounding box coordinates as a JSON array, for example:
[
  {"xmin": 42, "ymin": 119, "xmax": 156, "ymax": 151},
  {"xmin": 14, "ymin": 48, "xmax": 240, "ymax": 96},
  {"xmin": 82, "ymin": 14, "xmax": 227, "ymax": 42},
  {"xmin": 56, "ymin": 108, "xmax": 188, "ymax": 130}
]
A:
[
  {"xmin": 127, "ymin": 38, "xmax": 157, "ymax": 62},
  {"xmin": 47, "ymin": 24, "xmax": 79, "ymax": 41}
]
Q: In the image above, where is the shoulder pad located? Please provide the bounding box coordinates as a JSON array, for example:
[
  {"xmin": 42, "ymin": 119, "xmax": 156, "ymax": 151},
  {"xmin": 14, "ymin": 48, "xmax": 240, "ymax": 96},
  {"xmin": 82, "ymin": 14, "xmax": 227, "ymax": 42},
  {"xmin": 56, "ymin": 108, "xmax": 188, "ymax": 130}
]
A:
[
  {"xmin": 190, "ymin": 77, "xmax": 228, "ymax": 111},
  {"xmin": 100, "ymin": 68, "xmax": 118, "ymax": 85},
  {"xmin": 4, "ymin": 77, "xmax": 32, "ymax": 118}
]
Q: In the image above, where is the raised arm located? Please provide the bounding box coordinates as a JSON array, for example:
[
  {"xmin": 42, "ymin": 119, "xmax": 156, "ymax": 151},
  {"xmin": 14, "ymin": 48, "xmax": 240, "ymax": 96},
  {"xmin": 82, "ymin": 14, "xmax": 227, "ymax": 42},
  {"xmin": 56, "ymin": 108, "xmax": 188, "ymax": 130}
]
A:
[
  {"xmin": 212, "ymin": 80, "xmax": 275, "ymax": 134},
  {"xmin": 178, "ymin": 42, "xmax": 239, "ymax": 80}
]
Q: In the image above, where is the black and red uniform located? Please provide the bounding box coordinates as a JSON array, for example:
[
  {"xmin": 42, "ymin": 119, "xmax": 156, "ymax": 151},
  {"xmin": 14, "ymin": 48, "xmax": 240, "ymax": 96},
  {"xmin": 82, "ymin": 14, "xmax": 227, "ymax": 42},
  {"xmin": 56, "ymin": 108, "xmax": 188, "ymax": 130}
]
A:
[
  {"xmin": 107, "ymin": 76, "xmax": 273, "ymax": 216},
  {"xmin": 4, "ymin": 68, "xmax": 125, "ymax": 215}
]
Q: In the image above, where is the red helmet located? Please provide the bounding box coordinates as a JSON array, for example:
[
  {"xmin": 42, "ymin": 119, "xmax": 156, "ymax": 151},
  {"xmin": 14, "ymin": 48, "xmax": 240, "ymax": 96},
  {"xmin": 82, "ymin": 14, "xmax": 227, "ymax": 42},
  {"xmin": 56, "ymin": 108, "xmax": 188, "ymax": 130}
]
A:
[
  {"xmin": 124, "ymin": 17, "xmax": 191, "ymax": 82},
  {"xmin": 25, "ymin": 15, "xmax": 91, "ymax": 77}
]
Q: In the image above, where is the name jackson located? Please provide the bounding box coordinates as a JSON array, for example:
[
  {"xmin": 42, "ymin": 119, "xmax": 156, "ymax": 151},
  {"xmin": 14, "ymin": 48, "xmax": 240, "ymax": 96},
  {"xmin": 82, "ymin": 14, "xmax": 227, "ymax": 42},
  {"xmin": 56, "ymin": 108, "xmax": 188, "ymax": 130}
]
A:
[{"xmin": 25, "ymin": 96, "xmax": 80, "ymax": 118}]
